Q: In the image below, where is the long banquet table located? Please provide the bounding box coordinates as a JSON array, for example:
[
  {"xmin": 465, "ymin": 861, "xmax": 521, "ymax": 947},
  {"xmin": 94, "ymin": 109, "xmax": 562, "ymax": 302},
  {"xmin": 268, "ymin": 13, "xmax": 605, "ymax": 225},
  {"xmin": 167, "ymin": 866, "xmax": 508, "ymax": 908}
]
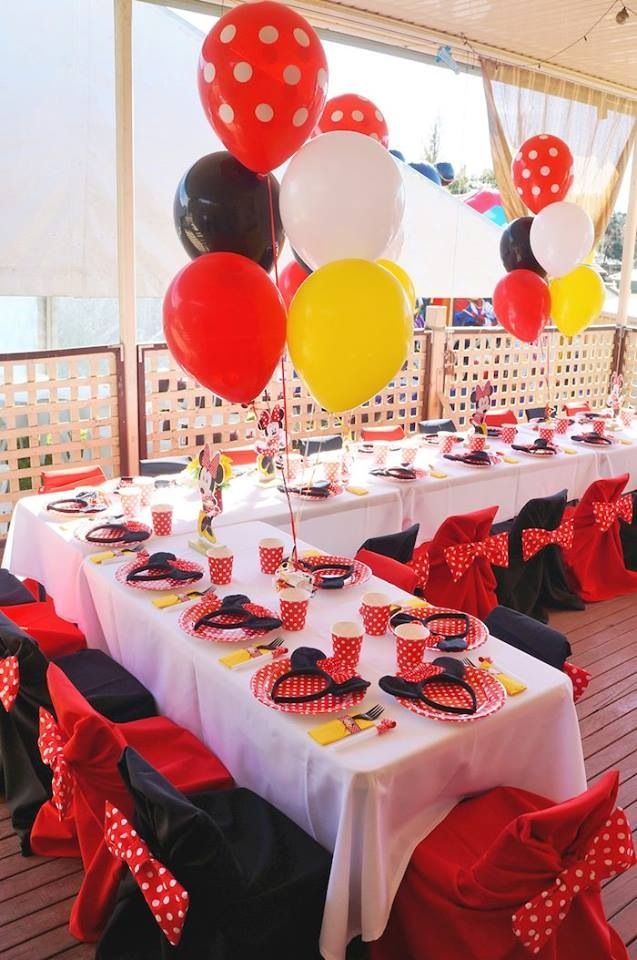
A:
[{"xmin": 78, "ymin": 519, "xmax": 586, "ymax": 960}]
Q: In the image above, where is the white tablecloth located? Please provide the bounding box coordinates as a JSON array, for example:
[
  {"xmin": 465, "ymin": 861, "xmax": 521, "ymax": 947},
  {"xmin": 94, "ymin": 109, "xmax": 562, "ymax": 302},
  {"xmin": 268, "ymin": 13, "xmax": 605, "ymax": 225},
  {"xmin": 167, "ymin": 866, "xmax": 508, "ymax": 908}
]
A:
[
  {"xmin": 79, "ymin": 520, "xmax": 586, "ymax": 960},
  {"xmin": 6, "ymin": 423, "xmax": 637, "ymax": 628}
]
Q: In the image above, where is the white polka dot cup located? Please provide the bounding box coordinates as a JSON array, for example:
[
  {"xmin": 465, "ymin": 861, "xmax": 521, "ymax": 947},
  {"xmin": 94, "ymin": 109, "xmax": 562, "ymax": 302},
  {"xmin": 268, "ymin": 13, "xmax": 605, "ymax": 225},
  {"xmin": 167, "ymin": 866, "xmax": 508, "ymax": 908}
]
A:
[
  {"xmin": 468, "ymin": 433, "xmax": 486, "ymax": 452},
  {"xmin": 283, "ymin": 453, "xmax": 302, "ymax": 482},
  {"xmin": 279, "ymin": 588, "xmax": 310, "ymax": 632},
  {"xmin": 500, "ymin": 425, "xmax": 517, "ymax": 445},
  {"xmin": 119, "ymin": 486, "xmax": 141, "ymax": 520},
  {"xmin": 538, "ymin": 426, "xmax": 555, "ymax": 444},
  {"xmin": 207, "ymin": 545, "xmax": 234, "ymax": 586},
  {"xmin": 331, "ymin": 621, "xmax": 364, "ymax": 668},
  {"xmin": 136, "ymin": 476, "xmax": 154, "ymax": 507},
  {"xmin": 621, "ymin": 407, "xmax": 634, "ymax": 428},
  {"xmin": 372, "ymin": 443, "xmax": 389, "ymax": 467},
  {"xmin": 439, "ymin": 432, "xmax": 456, "ymax": 455},
  {"xmin": 323, "ymin": 460, "xmax": 341, "ymax": 485},
  {"xmin": 556, "ymin": 417, "xmax": 570, "ymax": 435},
  {"xmin": 400, "ymin": 446, "xmax": 418, "ymax": 467},
  {"xmin": 359, "ymin": 592, "xmax": 391, "ymax": 637},
  {"xmin": 259, "ymin": 538, "xmax": 285, "ymax": 575},
  {"xmin": 151, "ymin": 504, "xmax": 173, "ymax": 537},
  {"xmin": 395, "ymin": 622, "xmax": 430, "ymax": 674},
  {"xmin": 592, "ymin": 417, "xmax": 606, "ymax": 437}
]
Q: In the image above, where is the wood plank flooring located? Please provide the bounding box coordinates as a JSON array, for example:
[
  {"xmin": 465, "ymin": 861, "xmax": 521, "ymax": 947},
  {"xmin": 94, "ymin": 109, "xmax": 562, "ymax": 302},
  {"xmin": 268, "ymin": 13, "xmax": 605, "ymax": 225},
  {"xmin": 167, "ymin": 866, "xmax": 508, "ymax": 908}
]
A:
[{"xmin": 1, "ymin": 595, "xmax": 637, "ymax": 959}]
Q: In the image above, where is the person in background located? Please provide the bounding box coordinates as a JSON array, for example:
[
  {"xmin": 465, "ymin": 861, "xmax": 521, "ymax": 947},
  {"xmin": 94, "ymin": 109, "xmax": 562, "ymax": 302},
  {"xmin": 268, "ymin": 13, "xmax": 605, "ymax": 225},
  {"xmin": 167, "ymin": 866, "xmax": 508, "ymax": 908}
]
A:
[
  {"xmin": 453, "ymin": 298, "xmax": 497, "ymax": 327},
  {"xmin": 436, "ymin": 161, "xmax": 455, "ymax": 188}
]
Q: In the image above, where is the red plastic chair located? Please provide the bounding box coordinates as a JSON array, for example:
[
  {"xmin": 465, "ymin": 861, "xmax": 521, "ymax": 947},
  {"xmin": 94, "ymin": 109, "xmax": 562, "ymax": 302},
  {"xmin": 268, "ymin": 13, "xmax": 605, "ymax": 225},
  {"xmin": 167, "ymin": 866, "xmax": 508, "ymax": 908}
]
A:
[
  {"xmin": 371, "ymin": 771, "xmax": 634, "ymax": 960},
  {"xmin": 39, "ymin": 465, "xmax": 107, "ymax": 494},
  {"xmin": 563, "ymin": 402, "xmax": 591, "ymax": 417},
  {"xmin": 0, "ymin": 574, "xmax": 85, "ymax": 658},
  {"xmin": 485, "ymin": 409, "xmax": 518, "ymax": 427},
  {"xmin": 355, "ymin": 548, "xmax": 420, "ymax": 595},
  {"xmin": 421, "ymin": 506, "xmax": 507, "ymax": 619},
  {"xmin": 223, "ymin": 446, "xmax": 257, "ymax": 466},
  {"xmin": 360, "ymin": 426, "xmax": 405, "ymax": 442},
  {"xmin": 31, "ymin": 663, "xmax": 233, "ymax": 942},
  {"xmin": 563, "ymin": 474, "xmax": 637, "ymax": 602}
]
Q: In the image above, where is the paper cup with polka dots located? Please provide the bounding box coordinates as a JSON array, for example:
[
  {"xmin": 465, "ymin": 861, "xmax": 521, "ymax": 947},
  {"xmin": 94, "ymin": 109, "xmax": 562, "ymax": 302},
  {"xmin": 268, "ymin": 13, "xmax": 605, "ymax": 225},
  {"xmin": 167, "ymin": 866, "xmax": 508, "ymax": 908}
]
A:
[
  {"xmin": 439, "ymin": 432, "xmax": 456, "ymax": 455},
  {"xmin": 400, "ymin": 445, "xmax": 418, "ymax": 467},
  {"xmin": 323, "ymin": 460, "xmax": 341, "ymax": 484},
  {"xmin": 331, "ymin": 621, "xmax": 364, "ymax": 668},
  {"xmin": 151, "ymin": 503, "xmax": 173, "ymax": 537},
  {"xmin": 359, "ymin": 592, "xmax": 391, "ymax": 636},
  {"xmin": 207, "ymin": 545, "xmax": 234, "ymax": 585},
  {"xmin": 621, "ymin": 407, "xmax": 634, "ymax": 428},
  {"xmin": 119, "ymin": 486, "xmax": 141, "ymax": 519},
  {"xmin": 469, "ymin": 433, "xmax": 486, "ymax": 452},
  {"xmin": 136, "ymin": 476, "xmax": 154, "ymax": 507},
  {"xmin": 283, "ymin": 453, "xmax": 302, "ymax": 482},
  {"xmin": 259, "ymin": 537, "xmax": 285, "ymax": 574},
  {"xmin": 500, "ymin": 425, "xmax": 517, "ymax": 445},
  {"xmin": 538, "ymin": 425, "xmax": 555, "ymax": 444},
  {"xmin": 373, "ymin": 443, "xmax": 389, "ymax": 467},
  {"xmin": 279, "ymin": 588, "xmax": 310, "ymax": 631},
  {"xmin": 556, "ymin": 417, "xmax": 570, "ymax": 435},
  {"xmin": 592, "ymin": 417, "xmax": 606, "ymax": 436},
  {"xmin": 395, "ymin": 622, "xmax": 430, "ymax": 674}
]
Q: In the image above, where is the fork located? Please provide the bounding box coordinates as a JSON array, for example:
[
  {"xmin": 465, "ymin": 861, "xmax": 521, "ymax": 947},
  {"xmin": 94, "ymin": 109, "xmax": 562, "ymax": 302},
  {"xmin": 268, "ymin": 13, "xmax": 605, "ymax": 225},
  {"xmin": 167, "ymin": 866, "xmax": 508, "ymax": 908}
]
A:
[
  {"xmin": 256, "ymin": 637, "xmax": 285, "ymax": 652},
  {"xmin": 351, "ymin": 704, "xmax": 384, "ymax": 722}
]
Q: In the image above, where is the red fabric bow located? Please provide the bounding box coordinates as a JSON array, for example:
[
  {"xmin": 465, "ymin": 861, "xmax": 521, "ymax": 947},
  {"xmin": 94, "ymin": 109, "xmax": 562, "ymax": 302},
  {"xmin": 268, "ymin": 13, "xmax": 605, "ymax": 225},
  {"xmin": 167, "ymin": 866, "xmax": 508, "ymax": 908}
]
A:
[
  {"xmin": 104, "ymin": 802, "xmax": 189, "ymax": 947},
  {"xmin": 512, "ymin": 807, "xmax": 635, "ymax": 954},
  {"xmin": 592, "ymin": 496, "xmax": 633, "ymax": 533},
  {"xmin": 38, "ymin": 708, "xmax": 73, "ymax": 820},
  {"xmin": 407, "ymin": 548, "xmax": 430, "ymax": 592},
  {"xmin": 521, "ymin": 518, "xmax": 575, "ymax": 561},
  {"xmin": 0, "ymin": 655, "xmax": 19, "ymax": 712},
  {"xmin": 443, "ymin": 532, "xmax": 509, "ymax": 582}
]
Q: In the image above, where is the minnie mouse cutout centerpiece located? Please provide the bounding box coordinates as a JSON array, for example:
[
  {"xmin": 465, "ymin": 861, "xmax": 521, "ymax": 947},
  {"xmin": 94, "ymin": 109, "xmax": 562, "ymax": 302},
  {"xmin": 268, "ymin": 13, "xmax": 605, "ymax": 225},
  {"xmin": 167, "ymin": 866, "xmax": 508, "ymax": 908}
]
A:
[
  {"xmin": 608, "ymin": 372, "xmax": 624, "ymax": 421},
  {"xmin": 255, "ymin": 405, "xmax": 285, "ymax": 482},
  {"xmin": 469, "ymin": 380, "xmax": 494, "ymax": 433},
  {"xmin": 196, "ymin": 443, "xmax": 225, "ymax": 545}
]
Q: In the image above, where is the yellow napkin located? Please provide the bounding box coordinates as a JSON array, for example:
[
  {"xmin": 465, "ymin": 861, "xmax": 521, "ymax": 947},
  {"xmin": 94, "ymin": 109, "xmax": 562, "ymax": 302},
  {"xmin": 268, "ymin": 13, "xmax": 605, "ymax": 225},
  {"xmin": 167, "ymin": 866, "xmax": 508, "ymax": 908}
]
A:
[
  {"xmin": 501, "ymin": 456, "xmax": 519, "ymax": 464},
  {"xmin": 429, "ymin": 469, "xmax": 448, "ymax": 479},
  {"xmin": 347, "ymin": 485, "xmax": 369, "ymax": 496},
  {"xmin": 620, "ymin": 438, "xmax": 633, "ymax": 445},
  {"xmin": 478, "ymin": 662, "xmax": 526, "ymax": 696},
  {"xmin": 152, "ymin": 594, "xmax": 182, "ymax": 609},
  {"xmin": 89, "ymin": 551, "xmax": 116, "ymax": 564},
  {"xmin": 309, "ymin": 716, "xmax": 374, "ymax": 745},
  {"xmin": 220, "ymin": 649, "xmax": 257, "ymax": 668},
  {"xmin": 300, "ymin": 548, "xmax": 323, "ymax": 557},
  {"xmin": 188, "ymin": 539, "xmax": 210, "ymax": 557},
  {"xmin": 562, "ymin": 447, "xmax": 577, "ymax": 455}
]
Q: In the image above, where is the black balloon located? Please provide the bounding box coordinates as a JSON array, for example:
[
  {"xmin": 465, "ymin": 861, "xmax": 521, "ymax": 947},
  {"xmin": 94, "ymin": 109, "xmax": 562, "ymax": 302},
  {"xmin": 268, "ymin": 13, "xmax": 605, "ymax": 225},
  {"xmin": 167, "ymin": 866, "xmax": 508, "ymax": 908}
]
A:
[
  {"xmin": 500, "ymin": 217, "xmax": 546, "ymax": 278},
  {"xmin": 174, "ymin": 152, "xmax": 284, "ymax": 271}
]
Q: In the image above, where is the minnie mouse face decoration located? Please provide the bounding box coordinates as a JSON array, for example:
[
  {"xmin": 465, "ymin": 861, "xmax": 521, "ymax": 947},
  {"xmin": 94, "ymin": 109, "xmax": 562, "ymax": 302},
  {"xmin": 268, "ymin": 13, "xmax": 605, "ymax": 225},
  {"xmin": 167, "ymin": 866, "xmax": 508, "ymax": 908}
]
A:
[
  {"xmin": 608, "ymin": 372, "xmax": 624, "ymax": 417},
  {"xmin": 469, "ymin": 380, "xmax": 494, "ymax": 432},
  {"xmin": 197, "ymin": 444, "xmax": 225, "ymax": 544},
  {"xmin": 255, "ymin": 405, "xmax": 285, "ymax": 481}
]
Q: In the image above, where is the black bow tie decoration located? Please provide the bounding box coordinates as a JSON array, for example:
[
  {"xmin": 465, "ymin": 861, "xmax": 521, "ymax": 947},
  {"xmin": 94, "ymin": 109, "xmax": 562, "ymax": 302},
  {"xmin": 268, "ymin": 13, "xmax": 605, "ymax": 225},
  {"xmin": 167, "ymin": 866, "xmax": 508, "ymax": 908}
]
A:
[{"xmin": 379, "ymin": 656, "xmax": 478, "ymax": 715}]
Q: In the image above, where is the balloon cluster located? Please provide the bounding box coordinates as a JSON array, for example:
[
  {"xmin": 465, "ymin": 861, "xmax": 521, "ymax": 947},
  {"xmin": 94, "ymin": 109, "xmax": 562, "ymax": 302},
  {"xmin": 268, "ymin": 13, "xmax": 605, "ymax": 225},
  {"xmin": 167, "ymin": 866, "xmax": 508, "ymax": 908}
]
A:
[
  {"xmin": 494, "ymin": 135, "xmax": 603, "ymax": 342},
  {"xmin": 162, "ymin": 0, "xmax": 415, "ymax": 415}
]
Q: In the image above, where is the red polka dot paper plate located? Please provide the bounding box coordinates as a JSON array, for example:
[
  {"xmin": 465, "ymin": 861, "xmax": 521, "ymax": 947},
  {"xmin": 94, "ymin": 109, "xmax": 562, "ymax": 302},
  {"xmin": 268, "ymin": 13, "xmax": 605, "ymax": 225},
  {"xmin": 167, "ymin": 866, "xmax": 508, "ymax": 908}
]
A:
[
  {"xmin": 390, "ymin": 605, "xmax": 488, "ymax": 651},
  {"xmin": 74, "ymin": 520, "xmax": 152, "ymax": 548},
  {"xmin": 180, "ymin": 595, "xmax": 280, "ymax": 643},
  {"xmin": 297, "ymin": 554, "xmax": 371, "ymax": 589},
  {"xmin": 116, "ymin": 554, "xmax": 204, "ymax": 592},
  {"xmin": 396, "ymin": 663, "xmax": 505, "ymax": 722},
  {"xmin": 286, "ymin": 484, "xmax": 344, "ymax": 501},
  {"xmin": 251, "ymin": 656, "xmax": 367, "ymax": 714}
]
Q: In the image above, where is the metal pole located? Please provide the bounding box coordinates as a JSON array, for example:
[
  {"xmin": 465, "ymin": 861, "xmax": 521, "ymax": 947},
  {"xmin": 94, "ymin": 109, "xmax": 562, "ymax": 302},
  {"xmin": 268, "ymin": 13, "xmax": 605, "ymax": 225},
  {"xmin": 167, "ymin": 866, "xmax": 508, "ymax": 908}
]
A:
[{"xmin": 617, "ymin": 138, "xmax": 637, "ymax": 328}]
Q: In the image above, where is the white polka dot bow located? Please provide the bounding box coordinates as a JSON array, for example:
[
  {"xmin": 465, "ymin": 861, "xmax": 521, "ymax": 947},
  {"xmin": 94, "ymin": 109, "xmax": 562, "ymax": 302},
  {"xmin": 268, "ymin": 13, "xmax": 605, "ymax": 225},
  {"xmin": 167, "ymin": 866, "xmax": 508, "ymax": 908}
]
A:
[
  {"xmin": 104, "ymin": 802, "xmax": 189, "ymax": 947},
  {"xmin": 521, "ymin": 518, "xmax": 574, "ymax": 562},
  {"xmin": 38, "ymin": 708, "xmax": 73, "ymax": 820},
  {"xmin": 0, "ymin": 655, "xmax": 19, "ymax": 712},
  {"xmin": 592, "ymin": 497, "xmax": 633, "ymax": 533},
  {"xmin": 443, "ymin": 532, "xmax": 509, "ymax": 583},
  {"xmin": 512, "ymin": 807, "xmax": 636, "ymax": 954}
]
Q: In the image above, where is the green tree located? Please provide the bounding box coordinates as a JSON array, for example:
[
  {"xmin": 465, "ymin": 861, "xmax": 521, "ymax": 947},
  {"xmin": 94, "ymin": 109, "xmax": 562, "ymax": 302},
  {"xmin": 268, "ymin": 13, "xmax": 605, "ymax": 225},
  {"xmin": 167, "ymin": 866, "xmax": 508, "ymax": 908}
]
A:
[{"xmin": 422, "ymin": 117, "xmax": 441, "ymax": 164}]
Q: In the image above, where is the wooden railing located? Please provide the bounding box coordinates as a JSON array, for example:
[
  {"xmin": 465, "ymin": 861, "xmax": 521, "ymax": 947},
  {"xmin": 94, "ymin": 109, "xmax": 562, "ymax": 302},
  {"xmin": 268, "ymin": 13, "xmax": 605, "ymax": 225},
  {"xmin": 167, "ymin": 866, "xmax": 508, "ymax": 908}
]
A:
[{"xmin": 0, "ymin": 347, "xmax": 124, "ymax": 536}]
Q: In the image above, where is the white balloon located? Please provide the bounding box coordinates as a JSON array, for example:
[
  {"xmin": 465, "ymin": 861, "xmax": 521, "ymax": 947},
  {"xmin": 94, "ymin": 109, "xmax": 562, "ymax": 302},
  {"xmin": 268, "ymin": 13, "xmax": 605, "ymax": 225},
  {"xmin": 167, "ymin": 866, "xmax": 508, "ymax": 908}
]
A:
[
  {"xmin": 530, "ymin": 202, "xmax": 594, "ymax": 278},
  {"xmin": 280, "ymin": 131, "xmax": 405, "ymax": 270}
]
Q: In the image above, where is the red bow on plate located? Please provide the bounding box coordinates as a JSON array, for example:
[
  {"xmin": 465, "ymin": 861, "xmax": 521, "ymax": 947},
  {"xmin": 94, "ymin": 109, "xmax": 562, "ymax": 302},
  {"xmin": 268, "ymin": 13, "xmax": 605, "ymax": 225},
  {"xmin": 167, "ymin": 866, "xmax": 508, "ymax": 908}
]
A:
[
  {"xmin": 592, "ymin": 496, "xmax": 633, "ymax": 533},
  {"xmin": 521, "ymin": 518, "xmax": 575, "ymax": 561},
  {"xmin": 512, "ymin": 807, "xmax": 635, "ymax": 954},
  {"xmin": 104, "ymin": 802, "xmax": 189, "ymax": 947},
  {"xmin": 443, "ymin": 532, "xmax": 509, "ymax": 582},
  {"xmin": 38, "ymin": 708, "xmax": 73, "ymax": 820},
  {"xmin": 0, "ymin": 655, "xmax": 19, "ymax": 712}
]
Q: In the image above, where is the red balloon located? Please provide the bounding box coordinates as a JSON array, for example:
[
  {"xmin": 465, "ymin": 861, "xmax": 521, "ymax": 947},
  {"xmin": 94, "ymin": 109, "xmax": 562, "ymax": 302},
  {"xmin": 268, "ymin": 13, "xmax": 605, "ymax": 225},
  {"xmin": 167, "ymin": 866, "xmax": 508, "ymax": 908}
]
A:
[
  {"xmin": 197, "ymin": 2, "xmax": 328, "ymax": 174},
  {"xmin": 493, "ymin": 269, "xmax": 551, "ymax": 343},
  {"xmin": 278, "ymin": 259, "xmax": 309, "ymax": 308},
  {"xmin": 314, "ymin": 94, "xmax": 389, "ymax": 147},
  {"xmin": 512, "ymin": 134, "xmax": 573, "ymax": 214},
  {"xmin": 163, "ymin": 253, "xmax": 287, "ymax": 404}
]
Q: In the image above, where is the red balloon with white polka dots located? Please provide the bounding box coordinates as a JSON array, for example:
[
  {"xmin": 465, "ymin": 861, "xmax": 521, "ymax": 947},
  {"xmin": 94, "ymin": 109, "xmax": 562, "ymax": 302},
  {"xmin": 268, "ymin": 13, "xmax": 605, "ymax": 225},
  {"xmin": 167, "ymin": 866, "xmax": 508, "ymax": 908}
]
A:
[
  {"xmin": 198, "ymin": 2, "xmax": 328, "ymax": 174},
  {"xmin": 511, "ymin": 134, "xmax": 574, "ymax": 214},
  {"xmin": 314, "ymin": 93, "xmax": 389, "ymax": 147}
]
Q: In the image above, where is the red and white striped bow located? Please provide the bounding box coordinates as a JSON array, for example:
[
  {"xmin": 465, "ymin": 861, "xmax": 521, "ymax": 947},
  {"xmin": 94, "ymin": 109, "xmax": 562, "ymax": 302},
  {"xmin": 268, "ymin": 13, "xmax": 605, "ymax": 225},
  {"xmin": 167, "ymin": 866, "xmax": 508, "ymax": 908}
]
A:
[
  {"xmin": 38, "ymin": 708, "xmax": 73, "ymax": 820},
  {"xmin": 0, "ymin": 656, "xmax": 19, "ymax": 712},
  {"xmin": 443, "ymin": 532, "xmax": 509, "ymax": 582},
  {"xmin": 512, "ymin": 807, "xmax": 635, "ymax": 954},
  {"xmin": 592, "ymin": 496, "xmax": 633, "ymax": 533},
  {"xmin": 105, "ymin": 802, "xmax": 189, "ymax": 947},
  {"xmin": 521, "ymin": 518, "xmax": 575, "ymax": 561}
]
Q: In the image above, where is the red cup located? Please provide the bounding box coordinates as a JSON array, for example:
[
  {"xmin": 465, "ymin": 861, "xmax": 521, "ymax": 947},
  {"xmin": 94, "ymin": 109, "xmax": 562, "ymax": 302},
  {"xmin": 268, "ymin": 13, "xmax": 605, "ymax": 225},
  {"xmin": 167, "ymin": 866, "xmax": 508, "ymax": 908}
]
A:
[
  {"xmin": 500, "ymin": 425, "xmax": 517, "ymax": 445},
  {"xmin": 538, "ymin": 426, "xmax": 555, "ymax": 444},
  {"xmin": 279, "ymin": 588, "xmax": 310, "ymax": 631},
  {"xmin": 359, "ymin": 592, "xmax": 391, "ymax": 636},
  {"xmin": 323, "ymin": 460, "xmax": 341, "ymax": 484},
  {"xmin": 331, "ymin": 621, "xmax": 364, "ymax": 668},
  {"xmin": 592, "ymin": 417, "xmax": 606, "ymax": 436},
  {"xmin": 556, "ymin": 417, "xmax": 570, "ymax": 434},
  {"xmin": 259, "ymin": 537, "xmax": 285, "ymax": 574},
  {"xmin": 439, "ymin": 433, "xmax": 456, "ymax": 455},
  {"xmin": 621, "ymin": 408, "xmax": 634, "ymax": 428},
  {"xmin": 151, "ymin": 503, "xmax": 173, "ymax": 536},
  {"xmin": 469, "ymin": 433, "xmax": 486, "ymax": 452},
  {"xmin": 207, "ymin": 546, "xmax": 233, "ymax": 585},
  {"xmin": 395, "ymin": 622, "xmax": 429, "ymax": 673}
]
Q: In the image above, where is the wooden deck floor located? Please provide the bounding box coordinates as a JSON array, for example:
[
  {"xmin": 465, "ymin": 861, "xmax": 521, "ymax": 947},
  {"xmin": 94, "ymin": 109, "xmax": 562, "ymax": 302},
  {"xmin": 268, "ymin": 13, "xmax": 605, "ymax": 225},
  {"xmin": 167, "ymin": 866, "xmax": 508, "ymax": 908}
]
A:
[{"xmin": 2, "ymin": 595, "xmax": 637, "ymax": 959}]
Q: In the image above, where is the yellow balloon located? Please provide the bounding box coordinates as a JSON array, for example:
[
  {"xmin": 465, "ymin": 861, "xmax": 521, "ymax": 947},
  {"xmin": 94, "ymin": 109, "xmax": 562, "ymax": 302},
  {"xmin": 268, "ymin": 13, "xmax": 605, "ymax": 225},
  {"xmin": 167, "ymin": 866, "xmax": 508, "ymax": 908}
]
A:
[
  {"xmin": 288, "ymin": 259, "xmax": 412, "ymax": 413},
  {"xmin": 376, "ymin": 259, "xmax": 416, "ymax": 309},
  {"xmin": 550, "ymin": 265, "xmax": 605, "ymax": 337}
]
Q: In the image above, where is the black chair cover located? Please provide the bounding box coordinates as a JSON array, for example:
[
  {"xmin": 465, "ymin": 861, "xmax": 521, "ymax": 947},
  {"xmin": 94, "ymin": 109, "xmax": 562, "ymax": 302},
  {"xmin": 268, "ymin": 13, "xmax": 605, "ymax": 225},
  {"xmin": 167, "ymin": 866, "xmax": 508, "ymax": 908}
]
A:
[
  {"xmin": 97, "ymin": 748, "xmax": 332, "ymax": 960},
  {"xmin": 485, "ymin": 606, "xmax": 571, "ymax": 670},
  {"xmin": 493, "ymin": 489, "xmax": 584, "ymax": 622},
  {"xmin": 359, "ymin": 523, "xmax": 419, "ymax": 564},
  {"xmin": 296, "ymin": 435, "xmax": 342, "ymax": 457},
  {"xmin": 140, "ymin": 457, "xmax": 190, "ymax": 477},
  {"xmin": 0, "ymin": 613, "xmax": 157, "ymax": 851},
  {"xmin": 0, "ymin": 570, "xmax": 36, "ymax": 606},
  {"xmin": 418, "ymin": 418, "xmax": 456, "ymax": 434},
  {"xmin": 525, "ymin": 406, "xmax": 546, "ymax": 421},
  {"xmin": 620, "ymin": 491, "xmax": 637, "ymax": 571}
]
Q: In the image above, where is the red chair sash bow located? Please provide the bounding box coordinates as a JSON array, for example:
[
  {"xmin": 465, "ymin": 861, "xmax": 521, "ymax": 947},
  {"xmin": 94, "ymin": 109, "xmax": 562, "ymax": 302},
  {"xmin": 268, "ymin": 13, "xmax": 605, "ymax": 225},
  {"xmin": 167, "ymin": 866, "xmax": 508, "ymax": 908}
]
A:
[
  {"xmin": 0, "ymin": 655, "xmax": 19, "ymax": 712},
  {"xmin": 38, "ymin": 708, "xmax": 73, "ymax": 820},
  {"xmin": 443, "ymin": 532, "xmax": 509, "ymax": 582},
  {"xmin": 104, "ymin": 801, "xmax": 189, "ymax": 947},
  {"xmin": 512, "ymin": 807, "xmax": 636, "ymax": 954},
  {"xmin": 521, "ymin": 518, "xmax": 575, "ymax": 561},
  {"xmin": 592, "ymin": 496, "xmax": 633, "ymax": 533},
  {"xmin": 407, "ymin": 549, "xmax": 430, "ymax": 592}
]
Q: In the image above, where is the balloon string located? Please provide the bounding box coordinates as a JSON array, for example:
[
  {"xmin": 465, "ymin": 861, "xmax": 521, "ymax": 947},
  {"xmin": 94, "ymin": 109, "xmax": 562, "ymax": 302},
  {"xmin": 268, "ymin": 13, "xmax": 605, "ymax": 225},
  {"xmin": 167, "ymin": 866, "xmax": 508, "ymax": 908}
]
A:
[{"xmin": 266, "ymin": 175, "xmax": 298, "ymax": 561}]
